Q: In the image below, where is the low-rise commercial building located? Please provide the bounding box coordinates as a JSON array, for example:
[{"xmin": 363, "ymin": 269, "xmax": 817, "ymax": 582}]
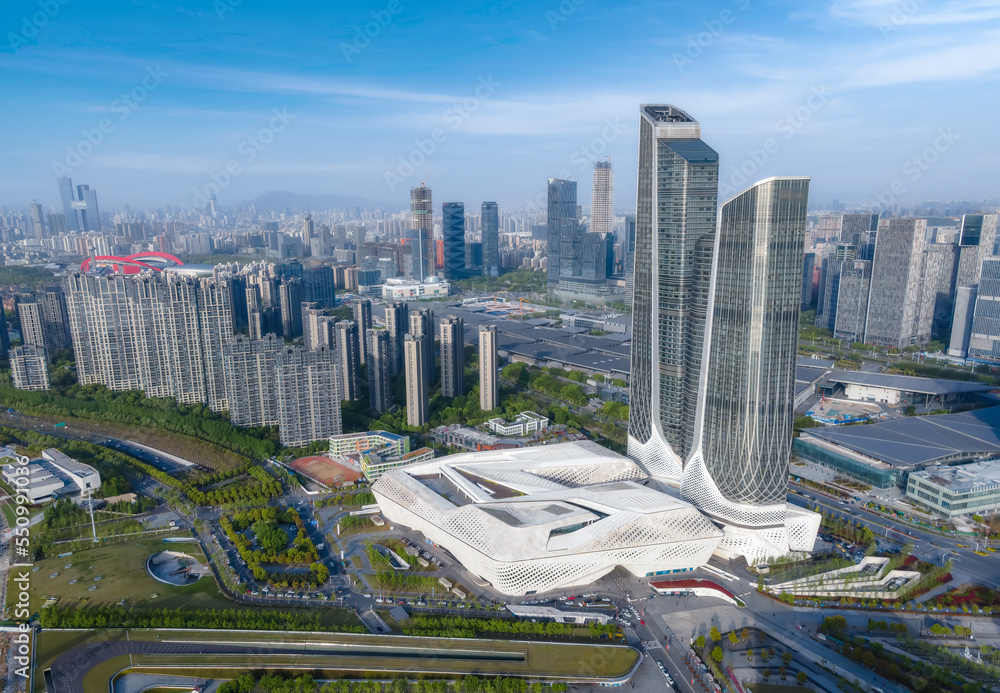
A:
[
  {"xmin": 906, "ymin": 460, "xmax": 1000, "ymax": 518},
  {"xmin": 381, "ymin": 277, "xmax": 451, "ymax": 300},
  {"xmin": 430, "ymin": 424, "xmax": 505, "ymax": 451},
  {"xmin": 328, "ymin": 431, "xmax": 434, "ymax": 481},
  {"xmin": 485, "ymin": 411, "xmax": 549, "ymax": 437}
]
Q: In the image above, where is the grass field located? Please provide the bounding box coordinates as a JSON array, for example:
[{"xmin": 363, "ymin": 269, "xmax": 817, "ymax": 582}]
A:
[
  {"xmin": 9, "ymin": 536, "xmax": 233, "ymax": 613},
  {"xmin": 36, "ymin": 628, "xmax": 640, "ymax": 692}
]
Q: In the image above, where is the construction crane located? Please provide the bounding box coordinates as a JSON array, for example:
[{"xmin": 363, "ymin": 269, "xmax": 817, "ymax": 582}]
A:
[{"xmin": 420, "ymin": 170, "xmax": 434, "ymax": 187}]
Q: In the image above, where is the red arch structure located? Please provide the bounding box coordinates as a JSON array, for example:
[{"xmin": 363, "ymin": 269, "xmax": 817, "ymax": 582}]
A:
[{"xmin": 80, "ymin": 252, "xmax": 183, "ymax": 275}]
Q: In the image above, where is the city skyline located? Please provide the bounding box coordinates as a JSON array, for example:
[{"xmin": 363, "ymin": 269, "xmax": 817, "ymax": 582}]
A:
[{"xmin": 2, "ymin": 1, "xmax": 999, "ymax": 211}]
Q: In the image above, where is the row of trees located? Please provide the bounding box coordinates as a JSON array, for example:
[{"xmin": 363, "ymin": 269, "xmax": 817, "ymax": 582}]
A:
[
  {"xmin": 315, "ymin": 491, "xmax": 376, "ymax": 509},
  {"xmin": 218, "ymin": 672, "xmax": 568, "ymax": 693},
  {"xmin": 38, "ymin": 605, "xmax": 364, "ymax": 632},
  {"xmin": 401, "ymin": 615, "xmax": 578, "ymax": 640},
  {"xmin": 183, "ymin": 463, "xmax": 282, "ymax": 506}
]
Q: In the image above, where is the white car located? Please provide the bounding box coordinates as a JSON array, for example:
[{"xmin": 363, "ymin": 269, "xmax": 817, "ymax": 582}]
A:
[{"xmin": 364, "ymin": 593, "xmax": 372, "ymax": 598}]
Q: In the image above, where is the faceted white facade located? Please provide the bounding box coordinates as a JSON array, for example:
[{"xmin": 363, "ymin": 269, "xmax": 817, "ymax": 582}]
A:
[{"xmin": 372, "ymin": 441, "xmax": 723, "ymax": 596}]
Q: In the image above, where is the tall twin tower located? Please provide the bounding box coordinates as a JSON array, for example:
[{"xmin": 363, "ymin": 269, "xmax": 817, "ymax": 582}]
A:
[{"xmin": 627, "ymin": 105, "xmax": 819, "ymax": 562}]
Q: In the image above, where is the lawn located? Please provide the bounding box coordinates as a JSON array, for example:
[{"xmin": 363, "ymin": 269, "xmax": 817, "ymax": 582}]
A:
[{"xmin": 9, "ymin": 535, "xmax": 234, "ymax": 613}]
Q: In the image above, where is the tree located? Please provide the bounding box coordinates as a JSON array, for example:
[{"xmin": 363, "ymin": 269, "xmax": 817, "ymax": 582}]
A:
[
  {"xmin": 782, "ymin": 651, "xmax": 793, "ymax": 665},
  {"xmin": 746, "ymin": 649, "xmax": 754, "ymax": 661},
  {"xmin": 710, "ymin": 625, "xmax": 721, "ymax": 643},
  {"xmin": 797, "ymin": 671, "xmax": 808, "ymax": 685},
  {"xmin": 728, "ymin": 631, "xmax": 739, "ymax": 646},
  {"xmin": 712, "ymin": 646, "xmax": 724, "ymax": 663},
  {"xmin": 762, "ymin": 669, "xmax": 771, "ymax": 681},
  {"xmin": 741, "ymin": 627, "xmax": 749, "ymax": 642},
  {"xmin": 696, "ymin": 635, "xmax": 705, "ymax": 649},
  {"xmin": 779, "ymin": 666, "xmax": 787, "ymax": 680}
]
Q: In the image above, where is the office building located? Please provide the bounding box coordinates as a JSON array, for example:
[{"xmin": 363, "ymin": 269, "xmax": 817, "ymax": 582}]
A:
[
  {"xmin": 10, "ymin": 344, "xmax": 50, "ymax": 391},
  {"xmin": 30, "ymin": 202, "xmax": 45, "ymax": 240},
  {"xmin": 222, "ymin": 334, "xmax": 282, "ymax": 428},
  {"xmin": 546, "ymin": 178, "xmax": 577, "ymax": 286},
  {"xmin": 627, "ymin": 105, "xmax": 818, "ymax": 563},
  {"xmin": 864, "ymin": 218, "xmax": 930, "ymax": 348},
  {"xmin": 274, "ymin": 345, "xmax": 342, "ymax": 447},
  {"xmin": 58, "ymin": 176, "xmax": 79, "ymax": 232},
  {"xmin": 441, "ymin": 202, "xmax": 466, "ymax": 280},
  {"xmin": 303, "ymin": 265, "xmax": 335, "ymax": 307},
  {"xmin": 949, "ymin": 214, "xmax": 999, "ymax": 357},
  {"xmin": 967, "ymin": 258, "xmax": 1000, "ymax": 363},
  {"xmin": 591, "ymin": 161, "xmax": 614, "ymax": 236},
  {"xmin": 409, "ymin": 185, "xmax": 434, "ymax": 281},
  {"xmin": 384, "ymin": 301, "xmax": 409, "ymax": 376},
  {"xmin": 906, "ymin": 460, "xmax": 1000, "ymax": 519},
  {"xmin": 685, "ymin": 176, "xmax": 818, "ymax": 559},
  {"xmin": 367, "ymin": 328, "xmax": 393, "ymax": 414},
  {"xmin": 409, "ymin": 307, "xmax": 435, "ymax": 387},
  {"xmin": 482, "ymin": 201, "xmax": 500, "ymax": 277},
  {"xmin": 479, "ymin": 324, "xmax": 498, "ymax": 411},
  {"xmin": 833, "ymin": 260, "xmax": 873, "ymax": 343},
  {"xmin": 439, "ymin": 315, "xmax": 465, "ymax": 397},
  {"xmin": 404, "ymin": 334, "xmax": 428, "ymax": 426},
  {"xmin": 334, "ymin": 320, "xmax": 361, "ymax": 401},
  {"xmin": 353, "ymin": 298, "xmax": 373, "ymax": 364}
]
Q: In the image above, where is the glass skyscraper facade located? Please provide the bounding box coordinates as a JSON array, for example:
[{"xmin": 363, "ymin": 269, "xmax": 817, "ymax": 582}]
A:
[
  {"xmin": 481, "ymin": 201, "xmax": 500, "ymax": 278},
  {"xmin": 442, "ymin": 202, "xmax": 466, "ymax": 280},
  {"xmin": 546, "ymin": 179, "xmax": 577, "ymax": 286}
]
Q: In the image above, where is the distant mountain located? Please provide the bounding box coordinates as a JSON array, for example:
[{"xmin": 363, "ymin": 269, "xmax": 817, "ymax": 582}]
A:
[{"xmin": 249, "ymin": 191, "xmax": 400, "ymax": 212}]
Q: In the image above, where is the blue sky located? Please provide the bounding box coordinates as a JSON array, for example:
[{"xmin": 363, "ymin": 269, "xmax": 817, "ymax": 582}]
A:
[{"xmin": 2, "ymin": 0, "xmax": 999, "ymax": 212}]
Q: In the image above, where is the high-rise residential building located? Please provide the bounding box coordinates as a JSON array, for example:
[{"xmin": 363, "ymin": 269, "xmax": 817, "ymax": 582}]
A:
[
  {"xmin": 30, "ymin": 202, "xmax": 45, "ymax": 240},
  {"xmin": 302, "ymin": 302, "xmax": 324, "ymax": 350},
  {"xmin": 278, "ymin": 278, "xmax": 304, "ymax": 338},
  {"xmin": 442, "ymin": 202, "xmax": 466, "ymax": 281},
  {"xmin": 274, "ymin": 345, "xmax": 342, "ymax": 447},
  {"xmin": 303, "ymin": 265, "xmax": 335, "ymax": 307},
  {"xmin": 627, "ymin": 105, "xmax": 818, "ymax": 564},
  {"xmin": 353, "ymin": 298, "xmax": 373, "ymax": 364},
  {"xmin": 628, "ymin": 105, "xmax": 718, "ymax": 479},
  {"xmin": 409, "ymin": 307, "xmax": 434, "ymax": 387},
  {"xmin": 404, "ymin": 334, "xmax": 428, "ymax": 426},
  {"xmin": 591, "ymin": 161, "xmax": 614, "ymax": 236},
  {"xmin": 817, "ymin": 243, "xmax": 855, "ymax": 330},
  {"xmin": 0, "ymin": 314, "xmax": 10, "ymax": 362},
  {"xmin": 47, "ymin": 213, "xmax": 68, "ymax": 236},
  {"xmin": 367, "ymin": 328, "xmax": 393, "ymax": 414},
  {"xmin": 384, "ymin": 301, "xmax": 408, "ymax": 376},
  {"xmin": 10, "ymin": 345, "xmax": 50, "ymax": 391},
  {"xmin": 409, "ymin": 185, "xmax": 434, "ymax": 281},
  {"xmin": 334, "ymin": 320, "xmax": 361, "ymax": 401},
  {"xmin": 479, "ymin": 324, "xmax": 498, "ymax": 411},
  {"xmin": 967, "ymin": 258, "xmax": 1000, "ymax": 363},
  {"xmin": 546, "ymin": 179, "xmax": 577, "ymax": 286},
  {"xmin": 949, "ymin": 214, "xmax": 999, "ymax": 357},
  {"xmin": 439, "ymin": 316, "xmax": 465, "ymax": 397},
  {"xmin": 303, "ymin": 217, "xmax": 314, "ymax": 244},
  {"xmin": 864, "ymin": 218, "xmax": 930, "ymax": 348},
  {"xmin": 15, "ymin": 294, "xmax": 48, "ymax": 360},
  {"xmin": 222, "ymin": 334, "xmax": 282, "ymax": 428},
  {"xmin": 482, "ymin": 201, "xmax": 500, "ymax": 278}
]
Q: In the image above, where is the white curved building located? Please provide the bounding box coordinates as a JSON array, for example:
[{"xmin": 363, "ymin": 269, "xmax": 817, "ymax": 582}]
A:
[{"xmin": 372, "ymin": 441, "xmax": 724, "ymax": 596}]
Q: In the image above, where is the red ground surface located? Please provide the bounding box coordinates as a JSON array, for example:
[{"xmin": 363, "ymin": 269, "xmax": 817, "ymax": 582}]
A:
[{"xmin": 287, "ymin": 455, "xmax": 362, "ymax": 488}]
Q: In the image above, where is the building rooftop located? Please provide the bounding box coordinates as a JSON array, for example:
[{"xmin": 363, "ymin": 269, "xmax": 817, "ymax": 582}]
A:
[
  {"xmin": 910, "ymin": 460, "xmax": 1000, "ymax": 494},
  {"xmin": 642, "ymin": 104, "xmax": 695, "ymax": 123},
  {"xmin": 803, "ymin": 406, "xmax": 1000, "ymax": 467},
  {"xmin": 825, "ymin": 370, "xmax": 996, "ymax": 396}
]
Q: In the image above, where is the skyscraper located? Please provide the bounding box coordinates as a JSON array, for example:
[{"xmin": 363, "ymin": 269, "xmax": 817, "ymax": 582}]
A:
[
  {"xmin": 591, "ymin": 161, "xmax": 614, "ymax": 236},
  {"xmin": 442, "ymin": 202, "xmax": 466, "ymax": 280},
  {"xmin": 623, "ymin": 215, "xmax": 636, "ymax": 306},
  {"xmin": 409, "ymin": 185, "xmax": 434, "ymax": 281},
  {"xmin": 967, "ymin": 258, "xmax": 1000, "ymax": 363},
  {"xmin": 384, "ymin": 301, "xmax": 409, "ymax": 376},
  {"xmin": 404, "ymin": 334, "xmax": 428, "ymax": 426},
  {"xmin": 440, "ymin": 316, "xmax": 465, "ymax": 397},
  {"xmin": 278, "ymin": 278, "xmax": 304, "ymax": 338},
  {"xmin": 30, "ymin": 202, "xmax": 45, "ymax": 240},
  {"xmin": 546, "ymin": 179, "xmax": 577, "ymax": 286},
  {"xmin": 334, "ymin": 320, "xmax": 361, "ymax": 401},
  {"xmin": 353, "ymin": 298, "xmax": 373, "ymax": 364},
  {"xmin": 684, "ymin": 177, "xmax": 812, "ymax": 556},
  {"xmin": 367, "ymin": 328, "xmax": 393, "ymax": 414},
  {"xmin": 222, "ymin": 334, "xmax": 282, "ymax": 428},
  {"xmin": 274, "ymin": 345, "xmax": 342, "ymax": 447},
  {"xmin": 57, "ymin": 176, "xmax": 79, "ymax": 232},
  {"xmin": 949, "ymin": 214, "xmax": 999, "ymax": 357},
  {"xmin": 627, "ymin": 105, "xmax": 818, "ymax": 563},
  {"xmin": 482, "ymin": 201, "xmax": 500, "ymax": 278},
  {"xmin": 409, "ymin": 307, "xmax": 434, "ymax": 387},
  {"xmin": 302, "ymin": 302, "xmax": 324, "ymax": 350},
  {"xmin": 628, "ymin": 105, "xmax": 718, "ymax": 480},
  {"xmin": 478, "ymin": 324, "xmax": 498, "ymax": 411},
  {"xmin": 864, "ymin": 218, "xmax": 930, "ymax": 348}
]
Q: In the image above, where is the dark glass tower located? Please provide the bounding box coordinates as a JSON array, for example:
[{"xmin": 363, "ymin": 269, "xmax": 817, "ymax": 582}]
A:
[
  {"xmin": 482, "ymin": 201, "xmax": 500, "ymax": 278},
  {"xmin": 546, "ymin": 179, "xmax": 577, "ymax": 286},
  {"xmin": 442, "ymin": 202, "xmax": 466, "ymax": 281}
]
